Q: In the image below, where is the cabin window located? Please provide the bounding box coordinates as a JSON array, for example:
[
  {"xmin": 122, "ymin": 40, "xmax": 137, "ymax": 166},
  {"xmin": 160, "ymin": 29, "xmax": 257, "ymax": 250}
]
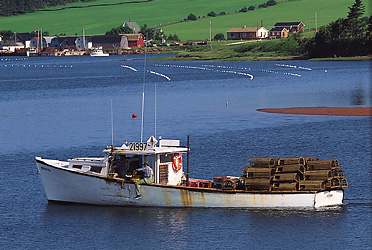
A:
[
  {"xmin": 90, "ymin": 166, "xmax": 102, "ymax": 173},
  {"xmin": 160, "ymin": 154, "xmax": 172, "ymax": 163},
  {"xmin": 73, "ymin": 165, "xmax": 82, "ymax": 169}
]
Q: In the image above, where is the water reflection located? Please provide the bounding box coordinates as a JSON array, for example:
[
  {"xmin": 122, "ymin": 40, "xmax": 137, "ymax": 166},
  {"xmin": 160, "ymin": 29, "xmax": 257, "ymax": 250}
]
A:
[{"xmin": 350, "ymin": 87, "xmax": 365, "ymax": 105}]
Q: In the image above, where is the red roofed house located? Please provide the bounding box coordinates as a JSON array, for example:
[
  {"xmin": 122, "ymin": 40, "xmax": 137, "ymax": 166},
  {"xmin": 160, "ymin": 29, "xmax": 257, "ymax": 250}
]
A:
[{"xmin": 273, "ymin": 22, "xmax": 305, "ymax": 33}]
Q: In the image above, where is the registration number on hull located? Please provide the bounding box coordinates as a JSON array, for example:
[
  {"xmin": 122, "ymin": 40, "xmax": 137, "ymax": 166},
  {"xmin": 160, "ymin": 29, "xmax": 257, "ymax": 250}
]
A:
[{"xmin": 128, "ymin": 142, "xmax": 148, "ymax": 151}]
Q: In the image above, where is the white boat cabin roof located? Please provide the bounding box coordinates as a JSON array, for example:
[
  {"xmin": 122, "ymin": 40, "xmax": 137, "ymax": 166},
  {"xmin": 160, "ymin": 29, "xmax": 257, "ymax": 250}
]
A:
[{"xmin": 103, "ymin": 137, "xmax": 188, "ymax": 156}]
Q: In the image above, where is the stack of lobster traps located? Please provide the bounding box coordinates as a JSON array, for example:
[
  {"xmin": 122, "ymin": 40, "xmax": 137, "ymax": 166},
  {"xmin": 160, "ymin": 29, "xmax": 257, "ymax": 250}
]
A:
[{"xmin": 238, "ymin": 157, "xmax": 348, "ymax": 192}]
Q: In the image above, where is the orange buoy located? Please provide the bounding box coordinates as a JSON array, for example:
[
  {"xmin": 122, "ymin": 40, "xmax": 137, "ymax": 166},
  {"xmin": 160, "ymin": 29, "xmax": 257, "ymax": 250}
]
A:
[{"xmin": 132, "ymin": 114, "xmax": 137, "ymax": 119}]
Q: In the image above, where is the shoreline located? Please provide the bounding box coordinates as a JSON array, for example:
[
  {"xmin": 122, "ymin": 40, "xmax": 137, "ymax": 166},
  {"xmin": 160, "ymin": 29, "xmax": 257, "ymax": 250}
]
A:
[{"xmin": 257, "ymin": 107, "xmax": 372, "ymax": 116}]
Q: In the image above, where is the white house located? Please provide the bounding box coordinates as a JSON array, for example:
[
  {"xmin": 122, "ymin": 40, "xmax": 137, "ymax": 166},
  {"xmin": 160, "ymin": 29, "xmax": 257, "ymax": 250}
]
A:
[
  {"xmin": 227, "ymin": 26, "xmax": 269, "ymax": 40},
  {"xmin": 256, "ymin": 27, "xmax": 269, "ymax": 38}
]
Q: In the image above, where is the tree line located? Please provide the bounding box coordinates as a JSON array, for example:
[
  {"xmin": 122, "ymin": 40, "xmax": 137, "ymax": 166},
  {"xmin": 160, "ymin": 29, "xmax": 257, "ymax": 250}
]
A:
[
  {"xmin": 302, "ymin": 0, "xmax": 371, "ymax": 57},
  {"xmin": 0, "ymin": 0, "xmax": 93, "ymax": 16}
]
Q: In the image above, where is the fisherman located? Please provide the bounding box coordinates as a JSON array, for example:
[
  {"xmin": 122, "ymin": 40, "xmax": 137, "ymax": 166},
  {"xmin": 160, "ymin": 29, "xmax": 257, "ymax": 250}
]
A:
[{"xmin": 134, "ymin": 161, "xmax": 154, "ymax": 199}]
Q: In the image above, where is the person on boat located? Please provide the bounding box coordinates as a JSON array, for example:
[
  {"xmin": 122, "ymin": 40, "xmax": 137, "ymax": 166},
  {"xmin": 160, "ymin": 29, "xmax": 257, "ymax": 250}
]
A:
[{"xmin": 134, "ymin": 161, "xmax": 154, "ymax": 199}]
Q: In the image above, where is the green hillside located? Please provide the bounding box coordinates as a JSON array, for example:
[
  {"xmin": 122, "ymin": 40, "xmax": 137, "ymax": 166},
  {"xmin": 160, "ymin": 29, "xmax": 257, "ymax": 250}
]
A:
[
  {"xmin": 163, "ymin": 0, "xmax": 369, "ymax": 41},
  {"xmin": 0, "ymin": 0, "xmax": 370, "ymax": 40}
]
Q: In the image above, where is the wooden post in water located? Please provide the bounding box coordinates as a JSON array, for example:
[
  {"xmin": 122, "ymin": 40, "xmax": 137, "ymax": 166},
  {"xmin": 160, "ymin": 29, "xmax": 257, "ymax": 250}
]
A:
[{"xmin": 186, "ymin": 135, "xmax": 190, "ymax": 186}]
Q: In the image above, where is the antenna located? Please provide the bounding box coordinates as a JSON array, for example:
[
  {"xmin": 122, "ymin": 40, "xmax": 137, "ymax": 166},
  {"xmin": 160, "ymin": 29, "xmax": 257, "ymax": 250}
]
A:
[
  {"xmin": 41, "ymin": 28, "xmax": 43, "ymax": 50},
  {"xmin": 140, "ymin": 35, "xmax": 147, "ymax": 143},
  {"xmin": 83, "ymin": 28, "xmax": 86, "ymax": 50},
  {"xmin": 155, "ymin": 81, "xmax": 157, "ymax": 138},
  {"xmin": 111, "ymin": 100, "xmax": 114, "ymax": 145}
]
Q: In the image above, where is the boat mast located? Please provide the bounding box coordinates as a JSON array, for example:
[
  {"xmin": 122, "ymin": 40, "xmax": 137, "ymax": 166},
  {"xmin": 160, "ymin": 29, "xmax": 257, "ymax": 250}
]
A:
[
  {"xmin": 111, "ymin": 100, "xmax": 114, "ymax": 146},
  {"xmin": 83, "ymin": 28, "xmax": 86, "ymax": 50},
  {"xmin": 36, "ymin": 29, "xmax": 39, "ymax": 52},
  {"xmin": 140, "ymin": 42, "xmax": 147, "ymax": 143},
  {"xmin": 41, "ymin": 28, "xmax": 43, "ymax": 50},
  {"xmin": 186, "ymin": 135, "xmax": 190, "ymax": 186},
  {"xmin": 154, "ymin": 78, "xmax": 157, "ymax": 138}
]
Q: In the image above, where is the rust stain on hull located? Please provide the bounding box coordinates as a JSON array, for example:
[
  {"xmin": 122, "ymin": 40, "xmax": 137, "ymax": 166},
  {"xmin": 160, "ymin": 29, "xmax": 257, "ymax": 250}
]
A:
[{"xmin": 180, "ymin": 189, "xmax": 193, "ymax": 207}]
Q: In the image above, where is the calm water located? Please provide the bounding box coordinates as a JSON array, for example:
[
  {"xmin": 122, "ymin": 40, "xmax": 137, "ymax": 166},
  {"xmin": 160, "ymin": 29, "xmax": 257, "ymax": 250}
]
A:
[{"xmin": 0, "ymin": 55, "xmax": 371, "ymax": 249}]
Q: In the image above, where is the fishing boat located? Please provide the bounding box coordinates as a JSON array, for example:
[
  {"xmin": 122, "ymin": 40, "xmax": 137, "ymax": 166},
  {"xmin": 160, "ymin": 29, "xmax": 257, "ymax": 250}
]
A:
[
  {"xmin": 27, "ymin": 48, "xmax": 39, "ymax": 57},
  {"xmin": 90, "ymin": 47, "xmax": 109, "ymax": 57},
  {"xmin": 35, "ymin": 136, "xmax": 348, "ymax": 208}
]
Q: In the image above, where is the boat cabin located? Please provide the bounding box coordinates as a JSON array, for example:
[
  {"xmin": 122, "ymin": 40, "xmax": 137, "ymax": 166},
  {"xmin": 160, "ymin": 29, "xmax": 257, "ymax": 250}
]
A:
[
  {"xmin": 65, "ymin": 137, "xmax": 187, "ymax": 185},
  {"xmin": 104, "ymin": 137, "xmax": 188, "ymax": 185}
]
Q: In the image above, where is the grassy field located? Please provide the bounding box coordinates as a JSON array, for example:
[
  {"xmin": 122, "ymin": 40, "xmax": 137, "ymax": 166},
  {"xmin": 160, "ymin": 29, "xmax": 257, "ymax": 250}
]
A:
[
  {"xmin": 162, "ymin": 0, "xmax": 366, "ymax": 41},
  {"xmin": 0, "ymin": 0, "xmax": 274, "ymax": 36},
  {"xmin": 0, "ymin": 0, "xmax": 370, "ymax": 40}
]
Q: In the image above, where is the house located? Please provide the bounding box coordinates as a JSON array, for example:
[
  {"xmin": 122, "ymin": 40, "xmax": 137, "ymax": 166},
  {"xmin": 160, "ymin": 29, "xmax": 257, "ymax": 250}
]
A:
[
  {"xmin": 269, "ymin": 27, "xmax": 288, "ymax": 38},
  {"xmin": 76, "ymin": 35, "xmax": 129, "ymax": 50},
  {"xmin": 5, "ymin": 32, "xmax": 34, "ymax": 48},
  {"xmin": 226, "ymin": 26, "xmax": 269, "ymax": 40},
  {"xmin": 15, "ymin": 33, "xmax": 34, "ymax": 47},
  {"xmin": 273, "ymin": 22, "xmax": 305, "ymax": 33},
  {"xmin": 0, "ymin": 40, "xmax": 25, "ymax": 52},
  {"xmin": 123, "ymin": 20, "xmax": 141, "ymax": 33},
  {"xmin": 59, "ymin": 37, "xmax": 78, "ymax": 50},
  {"xmin": 49, "ymin": 37, "xmax": 63, "ymax": 49},
  {"xmin": 124, "ymin": 33, "xmax": 144, "ymax": 48},
  {"xmin": 44, "ymin": 36, "xmax": 56, "ymax": 47},
  {"xmin": 30, "ymin": 37, "xmax": 47, "ymax": 48},
  {"xmin": 1, "ymin": 33, "xmax": 30, "ymax": 52}
]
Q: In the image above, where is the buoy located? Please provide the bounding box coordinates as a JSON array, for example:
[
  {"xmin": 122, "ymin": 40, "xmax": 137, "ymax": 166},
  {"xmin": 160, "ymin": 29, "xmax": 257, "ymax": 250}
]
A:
[
  {"xmin": 325, "ymin": 70, "xmax": 327, "ymax": 73},
  {"xmin": 132, "ymin": 114, "xmax": 137, "ymax": 119}
]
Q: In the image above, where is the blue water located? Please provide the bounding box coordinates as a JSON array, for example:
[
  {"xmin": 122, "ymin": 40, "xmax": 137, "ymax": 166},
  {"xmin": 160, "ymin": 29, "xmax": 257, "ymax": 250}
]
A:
[{"xmin": 0, "ymin": 55, "xmax": 371, "ymax": 249}]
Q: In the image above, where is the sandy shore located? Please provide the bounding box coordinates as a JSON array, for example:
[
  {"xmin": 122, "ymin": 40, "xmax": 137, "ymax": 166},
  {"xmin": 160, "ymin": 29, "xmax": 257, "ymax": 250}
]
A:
[{"xmin": 257, "ymin": 107, "xmax": 372, "ymax": 116}]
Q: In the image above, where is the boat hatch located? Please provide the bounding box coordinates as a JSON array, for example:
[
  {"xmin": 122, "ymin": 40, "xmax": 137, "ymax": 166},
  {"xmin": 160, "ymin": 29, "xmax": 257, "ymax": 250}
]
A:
[{"xmin": 68, "ymin": 157, "xmax": 107, "ymax": 175}]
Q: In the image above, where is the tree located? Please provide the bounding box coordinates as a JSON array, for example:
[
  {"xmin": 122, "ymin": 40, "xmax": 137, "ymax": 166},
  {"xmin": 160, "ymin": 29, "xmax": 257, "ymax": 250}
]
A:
[
  {"xmin": 239, "ymin": 7, "xmax": 248, "ymax": 13},
  {"xmin": 30, "ymin": 30, "xmax": 49, "ymax": 36},
  {"xmin": 187, "ymin": 13, "xmax": 197, "ymax": 21},
  {"xmin": 347, "ymin": 0, "xmax": 365, "ymax": 20},
  {"xmin": 266, "ymin": 0, "xmax": 277, "ymax": 6},
  {"xmin": 167, "ymin": 34, "xmax": 180, "ymax": 42},
  {"xmin": 172, "ymin": 34, "xmax": 180, "ymax": 41},
  {"xmin": 248, "ymin": 6, "xmax": 255, "ymax": 11},
  {"xmin": 213, "ymin": 33, "xmax": 225, "ymax": 41},
  {"xmin": 1, "ymin": 0, "xmax": 95, "ymax": 16},
  {"xmin": 346, "ymin": 0, "xmax": 365, "ymax": 38},
  {"xmin": 0, "ymin": 30, "xmax": 14, "ymax": 40},
  {"xmin": 140, "ymin": 24, "xmax": 155, "ymax": 40},
  {"xmin": 258, "ymin": 3, "xmax": 267, "ymax": 8},
  {"xmin": 207, "ymin": 11, "xmax": 216, "ymax": 17},
  {"xmin": 106, "ymin": 26, "xmax": 133, "ymax": 36}
]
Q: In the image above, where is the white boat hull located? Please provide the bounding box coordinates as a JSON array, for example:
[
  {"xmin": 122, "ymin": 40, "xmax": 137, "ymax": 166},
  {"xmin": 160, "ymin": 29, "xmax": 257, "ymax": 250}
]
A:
[{"xmin": 36, "ymin": 158, "xmax": 344, "ymax": 208}]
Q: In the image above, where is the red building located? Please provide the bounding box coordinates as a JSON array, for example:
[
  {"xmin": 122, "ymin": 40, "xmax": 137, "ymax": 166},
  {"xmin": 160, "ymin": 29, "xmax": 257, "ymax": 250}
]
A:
[{"xmin": 125, "ymin": 34, "xmax": 144, "ymax": 48}]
